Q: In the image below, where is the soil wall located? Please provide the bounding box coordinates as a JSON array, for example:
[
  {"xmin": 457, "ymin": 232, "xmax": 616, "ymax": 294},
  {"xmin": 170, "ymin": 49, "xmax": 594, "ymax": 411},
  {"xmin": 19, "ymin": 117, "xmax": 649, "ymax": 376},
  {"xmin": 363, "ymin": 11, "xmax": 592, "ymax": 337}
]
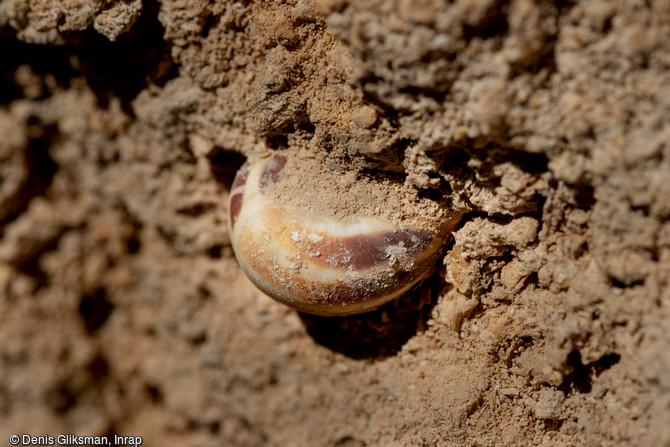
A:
[{"xmin": 1, "ymin": 1, "xmax": 669, "ymax": 445}]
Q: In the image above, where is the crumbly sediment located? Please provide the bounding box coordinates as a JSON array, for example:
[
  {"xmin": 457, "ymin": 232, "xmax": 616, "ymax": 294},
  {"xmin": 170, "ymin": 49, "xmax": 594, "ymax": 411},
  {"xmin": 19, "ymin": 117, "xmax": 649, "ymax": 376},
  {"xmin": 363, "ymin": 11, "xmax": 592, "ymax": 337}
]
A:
[{"xmin": 263, "ymin": 152, "xmax": 461, "ymax": 233}]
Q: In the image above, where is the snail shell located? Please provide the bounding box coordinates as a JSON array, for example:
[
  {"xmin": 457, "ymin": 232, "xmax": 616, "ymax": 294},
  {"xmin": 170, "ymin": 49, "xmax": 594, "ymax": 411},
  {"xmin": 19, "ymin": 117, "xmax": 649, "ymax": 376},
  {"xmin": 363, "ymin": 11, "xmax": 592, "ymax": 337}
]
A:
[{"xmin": 228, "ymin": 153, "xmax": 461, "ymax": 316}]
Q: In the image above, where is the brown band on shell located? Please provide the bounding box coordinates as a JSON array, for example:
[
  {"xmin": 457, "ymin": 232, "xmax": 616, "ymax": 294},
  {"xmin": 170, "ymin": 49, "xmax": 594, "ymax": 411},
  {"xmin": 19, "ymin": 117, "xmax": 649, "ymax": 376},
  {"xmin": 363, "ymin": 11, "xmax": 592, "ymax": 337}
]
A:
[
  {"xmin": 229, "ymin": 193, "xmax": 244, "ymax": 229},
  {"xmin": 294, "ymin": 229, "xmax": 436, "ymax": 271},
  {"xmin": 244, "ymin": 244, "xmax": 429, "ymax": 308},
  {"xmin": 259, "ymin": 154, "xmax": 287, "ymax": 193},
  {"xmin": 320, "ymin": 267, "xmax": 420, "ymax": 305},
  {"xmin": 232, "ymin": 162, "xmax": 250, "ymax": 189}
]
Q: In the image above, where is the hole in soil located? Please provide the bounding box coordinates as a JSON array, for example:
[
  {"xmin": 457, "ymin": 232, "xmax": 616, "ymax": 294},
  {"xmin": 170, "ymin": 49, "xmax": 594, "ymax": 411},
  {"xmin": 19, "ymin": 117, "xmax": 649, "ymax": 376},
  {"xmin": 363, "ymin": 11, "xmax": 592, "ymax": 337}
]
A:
[
  {"xmin": 462, "ymin": 0, "xmax": 509, "ymax": 40},
  {"xmin": 145, "ymin": 383, "xmax": 163, "ymax": 403},
  {"xmin": 299, "ymin": 276, "xmax": 440, "ymax": 360},
  {"xmin": 45, "ymin": 381, "xmax": 78, "ymax": 414},
  {"xmin": 561, "ymin": 350, "xmax": 621, "ymax": 394},
  {"xmin": 265, "ymin": 133, "xmax": 289, "ymax": 150},
  {"xmin": 207, "ymin": 149, "xmax": 247, "ymax": 189},
  {"xmin": 1, "ymin": 0, "xmax": 176, "ymax": 111},
  {"xmin": 78, "ymin": 287, "xmax": 115, "ymax": 335},
  {"xmin": 207, "ymin": 244, "xmax": 224, "ymax": 259},
  {"xmin": 87, "ymin": 353, "xmax": 110, "ymax": 381},
  {"xmin": 0, "ymin": 38, "xmax": 78, "ymax": 103},
  {"xmin": 63, "ymin": 0, "xmax": 177, "ymax": 112},
  {"xmin": 0, "ymin": 119, "xmax": 59, "ymax": 230}
]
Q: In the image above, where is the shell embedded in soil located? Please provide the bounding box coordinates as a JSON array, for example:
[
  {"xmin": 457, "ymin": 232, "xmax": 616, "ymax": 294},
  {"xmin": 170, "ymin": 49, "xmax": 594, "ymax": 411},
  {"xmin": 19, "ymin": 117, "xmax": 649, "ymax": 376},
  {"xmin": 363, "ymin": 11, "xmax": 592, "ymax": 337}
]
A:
[{"xmin": 228, "ymin": 153, "xmax": 461, "ymax": 316}]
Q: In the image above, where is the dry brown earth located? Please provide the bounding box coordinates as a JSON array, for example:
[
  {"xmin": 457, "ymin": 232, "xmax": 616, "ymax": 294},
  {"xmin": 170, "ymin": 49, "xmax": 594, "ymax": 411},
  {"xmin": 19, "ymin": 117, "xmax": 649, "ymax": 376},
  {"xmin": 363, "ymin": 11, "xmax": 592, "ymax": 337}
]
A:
[{"xmin": 1, "ymin": 1, "xmax": 669, "ymax": 445}]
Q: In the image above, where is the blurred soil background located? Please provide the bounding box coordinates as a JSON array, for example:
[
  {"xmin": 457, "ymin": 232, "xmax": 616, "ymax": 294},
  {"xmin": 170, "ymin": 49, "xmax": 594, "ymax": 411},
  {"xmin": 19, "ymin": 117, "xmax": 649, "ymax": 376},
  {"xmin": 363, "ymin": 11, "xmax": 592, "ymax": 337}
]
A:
[{"xmin": 1, "ymin": 0, "xmax": 669, "ymax": 445}]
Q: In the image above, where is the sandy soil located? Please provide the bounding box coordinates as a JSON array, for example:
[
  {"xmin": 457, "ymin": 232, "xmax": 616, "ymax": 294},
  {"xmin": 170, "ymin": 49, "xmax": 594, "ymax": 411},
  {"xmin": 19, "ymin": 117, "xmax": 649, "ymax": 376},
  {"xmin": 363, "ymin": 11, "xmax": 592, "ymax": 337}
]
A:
[{"xmin": 1, "ymin": 0, "xmax": 669, "ymax": 445}]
